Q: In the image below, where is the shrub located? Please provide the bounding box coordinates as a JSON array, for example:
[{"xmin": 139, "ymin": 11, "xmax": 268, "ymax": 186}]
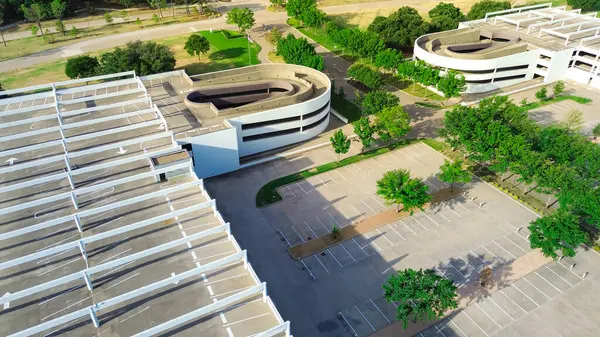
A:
[
  {"xmin": 593, "ymin": 123, "xmax": 600, "ymax": 137},
  {"xmin": 70, "ymin": 26, "xmax": 80, "ymax": 37},
  {"xmin": 535, "ymin": 86, "xmax": 548, "ymax": 101},
  {"xmin": 347, "ymin": 64, "xmax": 384, "ymax": 90},
  {"xmin": 99, "ymin": 40, "xmax": 176, "ymax": 76},
  {"xmin": 553, "ymin": 80, "xmax": 565, "ymax": 97},
  {"xmin": 152, "ymin": 13, "xmax": 160, "ymax": 23},
  {"xmin": 467, "ymin": 0, "xmax": 511, "ymax": 20},
  {"xmin": 276, "ymin": 34, "xmax": 324, "ymax": 70},
  {"xmin": 65, "ymin": 55, "xmax": 100, "ymax": 79},
  {"xmin": 567, "ymin": 0, "xmax": 600, "ymax": 12},
  {"xmin": 104, "ymin": 12, "xmax": 113, "ymax": 24}
]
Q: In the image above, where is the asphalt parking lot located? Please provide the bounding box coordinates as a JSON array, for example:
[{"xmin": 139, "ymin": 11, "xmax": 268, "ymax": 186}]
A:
[
  {"xmin": 207, "ymin": 142, "xmax": 562, "ymax": 337},
  {"xmin": 529, "ymin": 99, "xmax": 600, "ymax": 135}
]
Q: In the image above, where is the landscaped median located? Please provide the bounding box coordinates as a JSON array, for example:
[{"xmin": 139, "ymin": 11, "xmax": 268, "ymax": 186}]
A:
[
  {"xmin": 522, "ymin": 94, "xmax": 592, "ymax": 111},
  {"xmin": 288, "ymin": 187, "xmax": 462, "ymax": 260},
  {"xmin": 255, "ymin": 139, "xmax": 422, "ymax": 208}
]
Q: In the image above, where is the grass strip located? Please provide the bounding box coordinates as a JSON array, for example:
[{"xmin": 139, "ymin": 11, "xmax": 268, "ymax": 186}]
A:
[
  {"xmin": 522, "ymin": 95, "xmax": 592, "ymax": 111},
  {"xmin": 415, "ymin": 101, "xmax": 444, "ymax": 109},
  {"xmin": 255, "ymin": 138, "xmax": 421, "ymax": 207}
]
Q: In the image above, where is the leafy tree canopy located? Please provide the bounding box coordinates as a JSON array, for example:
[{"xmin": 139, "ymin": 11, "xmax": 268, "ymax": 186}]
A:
[
  {"xmin": 437, "ymin": 70, "xmax": 465, "ymax": 103},
  {"xmin": 352, "ymin": 117, "xmax": 375, "ymax": 149},
  {"xmin": 330, "ymin": 129, "xmax": 351, "ymax": 161},
  {"xmin": 374, "ymin": 105, "xmax": 411, "ymax": 143},
  {"xmin": 383, "ymin": 268, "xmax": 458, "ymax": 329},
  {"xmin": 367, "ymin": 7, "xmax": 429, "ymax": 48},
  {"xmin": 467, "ymin": 0, "xmax": 511, "ymax": 20},
  {"xmin": 65, "ymin": 55, "xmax": 100, "ymax": 79},
  {"xmin": 301, "ymin": 5, "xmax": 326, "ymax": 27},
  {"xmin": 375, "ymin": 48, "xmax": 403, "ymax": 72},
  {"xmin": 286, "ymin": 0, "xmax": 315, "ymax": 19},
  {"xmin": 276, "ymin": 34, "xmax": 324, "ymax": 70},
  {"xmin": 99, "ymin": 40, "xmax": 176, "ymax": 76},
  {"xmin": 528, "ymin": 209, "xmax": 588, "ymax": 259},
  {"xmin": 567, "ymin": 0, "xmax": 600, "ymax": 12},
  {"xmin": 438, "ymin": 159, "xmax": 471, "ymax": 188},
  {"xmin": 429, "ymin": 3, "xmax": 465, "ymax": 32},
  {"xmin": 226, "ymin": 7, "xmax": 255, "ymax": 33},
  {"xmin": 347, "ymin": 64, "xmax": 384, "ymax": 90},
  {"xmin": 184, "ymin": 33, "xmax": 210, "ymax": 60},
  {"xmin": 360, "ymin": 90, "xmax": 400, "ymax": 116}
]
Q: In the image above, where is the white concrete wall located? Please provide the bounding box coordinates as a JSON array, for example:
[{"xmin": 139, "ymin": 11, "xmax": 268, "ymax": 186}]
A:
[
  {"xmin": 567, "ymin": 66, "xmax": 592, "ymax": 84},
  {"xmin": 229, "ymin": 85, "xmax": 331, "ymax": 157},
  {"xmin": 188, "ymin": 126, "xmax": 240, "ymax": 178},
  {"xmin": 545, "ymin": 48, "xmax": 574, "ymax": 83}
]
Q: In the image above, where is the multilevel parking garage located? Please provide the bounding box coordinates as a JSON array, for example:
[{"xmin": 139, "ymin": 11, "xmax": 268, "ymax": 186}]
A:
[
  {"xmin": 413, "ymin": 2, "xmax": 600, "ymax": 93},
  {"xmin": 0, "ymin": 72, "xmax": 290, "ymax": 337}
]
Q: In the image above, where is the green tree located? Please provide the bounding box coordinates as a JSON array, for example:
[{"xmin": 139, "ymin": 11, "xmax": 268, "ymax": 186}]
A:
[
  {"xmin": 528, "ymin": 209, "xmax": 588, "ymax": 259},
  {"xmin": 147, "ymin": 0, "xmax": 166, "ymax": 19},
  {"xmin": 43, "ymin": 29, "xmax": 56, "ymax": 44},
  {"xmin": 136, "ymin": 17, "xmax": 142, "ymax": 25},
  {"xmin": 567, "ymin": 0, "xmax": 600, "ymax": 12},
  {"xmin": 271, "ymin": 0, "xmax": 287, "ymax": 7},
  {"xmin": 553, "ymin": 80, "xmax": 565, "ymax": 97},
  {"xmin": 70, "ymin": 26, "xmax": 79, "ymax": 37},
  {"xmin": 376, "ymin": 169, "xmax": 431, "ymax": 213},
  {"xmin": 375, "ymin": 48, "xmax": 403, "ymax": 72},
  {"xmin": 438, "ymin": 159, "xmax": 471, "ymax": 189},
  {"xmin": 535, "ymin": 86, "xmax": 548, "ymax": 101},
  {"xmin": 437, "ymin": 70, "xmax": 465, "ymax": 105},
  {"xmin": 276, "ymin": 34, "xmax": 324, "ymax": 70},
  {"xmin": 55, "ymin": 20, "xmax": 66, "ymax": 36},
  {"xmin": 226, "ymin": 7, "xmax": 255, "ymax": 34},
  {"xmin": 429, "ymin": 3, "xmax": 465, "ymax": 32},
  {"xmin": 330, "ymin": 129, "xmax": 351, "ymax": 162},
  {"xmin": 383, "ymin": 268, "xmax": 458, "ymax": 329},
  {"xmin": 353, "ymin": 117, "xmax": 375, "ymax": 149},
  {"xmin": 104, "ymin": 12, "xmax": 113, "ymax": 24},
  {"xmin": 360, "ymin": 90, "xmax": 400, "ymax": 116},
  {"xmin": 21, "ymin": 3, "xmax": 46, "ymax": 36},
  {"xmin": 265, "ymin": 26, "xmax": 283, "ymax": 47},
  {"xmin": 184, "ymin": 33, "xmax": 210, "ymax": 60},
  {"xmin": 65, "ymin": 55, "xmax": 100, "ymax": 79},
  {"xmin": 99, "ymin": 40, "xmax": 176, "ymax": 75},
  {"xmin": 31, "ymin": 25, "xmax": 39, "ymax": 37},
  {"xmin": 367, "ymin": 7, "xmax": 429, "ymax": 48},
  {"xmin": 286, "ymin": 0, "xmax": 315, "ymax": 19},
  {"xmin": 593, "ymin": 123, "xmax": 600, "ymax": 138},
  {"xmin": 0, "ymin": 4, "xmax": 6, "ymax": 47},
  {"xmin": 374, "ymin": 105, "xmax": 411, "ymax": 144},
  {"xmin": 347, "ymin": 64, "xmax": 383, "ymax": 90},
  {"xmin": 120, "ymin": 0, "xmax": 133, "ymax": 8},
  {"xmin": 467, "ymin": 0, "xmax": 511, "ymax": 20},
  {"xmin": 560, "ymin": 109, "xmax": 585, "ymax": 132},
  {"xmin": 51, "ymin": 0, "xmax": 67, "ymax": 19},
  {"xmin": 152, "ymin": 13, "xmax": 160, "ymax": 23},
  {"xmin": 301, "ymin": 6, "xmax": 325, "ymax": 28}
]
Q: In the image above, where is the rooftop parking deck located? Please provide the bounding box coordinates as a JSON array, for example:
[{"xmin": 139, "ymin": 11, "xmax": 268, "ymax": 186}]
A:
[{"xmin": 0, "ymin": 71, "xmax": 289, "ymax": 337}]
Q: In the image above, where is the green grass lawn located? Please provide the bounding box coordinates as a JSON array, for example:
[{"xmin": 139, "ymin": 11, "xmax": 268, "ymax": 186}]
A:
[
  {"xmin": 159, "ymin": 30, "xmax": 261, "ymax": 75},
  {"xmin": 522, "ymin": 94, "xmax": 592, "ymax": 111},
  {"xmin": 287, "ymin": 18, "xmax": 357, "ymax": 62},
  {"xmin": 256, "ymin": 138, "xmax": 421, "ymax": 207},
  {"xmin": 389, "ymin": 78, "xmax": 445, "ymax": 101},
  {"xmin": 0, "ymin": 30, "xmax": 261, "ymax": 89}
]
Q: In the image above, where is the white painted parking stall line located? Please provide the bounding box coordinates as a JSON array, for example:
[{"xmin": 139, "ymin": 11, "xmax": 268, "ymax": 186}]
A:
[
  {"xmin": 503, "ymin": 235, "xmax": 528, "ymax": 253},
  {"xmin": 544, "ymin": 266, "xmax": 574, "ymax": 286},
  {"xmin": 291, "ymin": 226, "xmax": 305, "ymax": 243},
  {"xmin": 523, "ymin": 277, "xmax": 553, "ymax": 300},
  {"xmin": 446, "ymin": 206, "xmax": 461, "ymax": 218},
  {"xmin": 370, "ymin": 299, "xmax": 391, "ymax": 324},
  {"xmin": 480, "ymin": 245, "xmax": 507, "ymax": 264},
  {"xmin": 423, "ymin": 212, "xmax": 440, "ymax": 227},
  {"xmin": 457, "ymin": 202, "xmax": 472, "ymax": 213},
  {"xmin": 362, "ymin": 200, "xmax": 377, "ymax": 215},
  {"xmin": 475, "ymin": 302, "xmax": 502, "ymax": 329},
  {"xmin": 492, "ymin": 240, "xmax": 518, "ymax": 259},
  {"xmin": 462, "ymin": 311, "xmax": 490, "ymax": 336},
  {"xmin": 398, "ymin": 220, "xmax": 417, "ymax": 235},
  {"xmin": 352, "ymin": 238, "xmax": 369, "ymax": 256},
  {"xmin": 388, "ymin": 224, "xmax": 406, "ymax": 241},
  {"xmin": 222, "ymin": 312, "xmax": 271, "ymax": 328},
  {"xmin": 556, "ymin": 260, "xmax": 584, "ymax": 280},
  {"xmin": 314, "ymin": 255, "xmax": 330, "ymax": 273},
  {"xmin": 355, "ymin": 305, "xmax": 376, "ymax": 331},
  {"xmin": 511, "ymin": 284, "xmax": 539, "ymax": 307},
  {"xmin": 377, "ymin": 229, "xmax": 394, "ymax": 245},
  {"xmin": 296, "ymin": 182, "xmax": 307, "ymax": 194},
  {"xmin": 449, "ymin": 318, "xmax": 469, "ymax": 337},
  {"xmin": 412, "ymin": 216, "xmax": 430, "ymax": 231},
  {"xmin": 372, "ymin": 196, "xmax": 386, "ymax": 209},
  {"xmin": 286, "ymin": 185, "xmax": 296, "ymax": 197},
  {"xmin": 438, "ymin": 211, "xmax": 451, "ymax": 222},
  {"xmin": 488, "ymin": 297, "xmax": 515, "ymax": 321},
  {"xmin": 434, "ymin": 324, "xmax": 448, "ymax": 337},
  {"xmin": 499, "ymin": 289, "xmax": 528, "ymax": 313},
  {"xmin": 424, "ymin": 180, "xmax": 439, "ymax": 192},
  {"xmin": 339, "ymin": 312, "xmax": 359, "ymax": 337}
]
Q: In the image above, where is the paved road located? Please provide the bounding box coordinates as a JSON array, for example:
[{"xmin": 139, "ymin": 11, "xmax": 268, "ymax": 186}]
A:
[{"xmin": 0, "ymin": 0, "xmax": 475, "ymax": 73}]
